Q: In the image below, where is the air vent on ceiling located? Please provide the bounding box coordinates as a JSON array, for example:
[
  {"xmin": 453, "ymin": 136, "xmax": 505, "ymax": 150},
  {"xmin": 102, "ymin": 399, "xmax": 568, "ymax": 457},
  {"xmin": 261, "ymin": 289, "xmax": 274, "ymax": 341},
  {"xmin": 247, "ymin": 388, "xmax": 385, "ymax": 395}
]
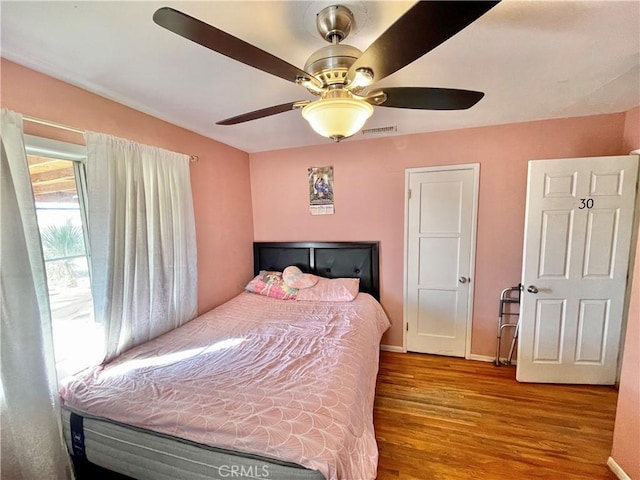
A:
[{"xmin": 361, "ymin": 125, "xmax": 397, "ymax": 136}]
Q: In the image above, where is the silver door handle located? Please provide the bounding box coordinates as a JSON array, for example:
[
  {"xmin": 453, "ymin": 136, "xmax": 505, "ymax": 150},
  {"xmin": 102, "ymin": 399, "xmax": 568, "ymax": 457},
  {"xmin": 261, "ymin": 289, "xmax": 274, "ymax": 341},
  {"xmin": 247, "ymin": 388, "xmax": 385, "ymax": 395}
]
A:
[
  {"xmin": 527, "ymin": 285, "xmax": 539, "ymax": 294},
  {"xmin": 459, "ymin": 276, "xmax": 470, "ymax": 284}
]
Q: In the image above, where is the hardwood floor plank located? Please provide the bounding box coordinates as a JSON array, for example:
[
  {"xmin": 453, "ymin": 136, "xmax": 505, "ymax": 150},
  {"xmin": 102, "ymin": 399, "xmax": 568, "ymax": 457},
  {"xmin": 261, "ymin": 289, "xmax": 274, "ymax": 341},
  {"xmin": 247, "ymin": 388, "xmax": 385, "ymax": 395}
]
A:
[{"xmin": 374, "ymin": 352, "xmax": 618, "ymax": 480}]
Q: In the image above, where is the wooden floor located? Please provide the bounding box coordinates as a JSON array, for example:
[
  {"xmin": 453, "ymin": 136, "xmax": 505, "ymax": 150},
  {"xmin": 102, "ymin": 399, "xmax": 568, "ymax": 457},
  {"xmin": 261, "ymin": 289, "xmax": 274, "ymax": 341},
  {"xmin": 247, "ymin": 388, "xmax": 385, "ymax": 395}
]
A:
[{"xmin": 374, "ymin": 351, "xmax": 619, "ymax": 480}]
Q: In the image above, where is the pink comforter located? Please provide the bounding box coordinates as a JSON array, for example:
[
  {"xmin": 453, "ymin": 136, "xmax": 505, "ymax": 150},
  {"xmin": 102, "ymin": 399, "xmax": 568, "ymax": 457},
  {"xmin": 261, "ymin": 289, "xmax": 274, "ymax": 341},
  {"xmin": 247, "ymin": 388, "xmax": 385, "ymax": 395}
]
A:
[{"xmin": 60, "ymin": 292, "xmax": 390, "ymax": 480}]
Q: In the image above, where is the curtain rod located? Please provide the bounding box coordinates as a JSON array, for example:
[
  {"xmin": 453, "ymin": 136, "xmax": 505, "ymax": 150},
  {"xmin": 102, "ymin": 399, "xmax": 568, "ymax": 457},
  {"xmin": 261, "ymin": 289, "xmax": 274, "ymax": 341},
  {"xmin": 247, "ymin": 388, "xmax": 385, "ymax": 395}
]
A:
[
  {"xmin": 23, "ymin": 114, "xmax": 84, "ymax": 134},
  {"xmin": 22, "ymin": 114, "xmax": 199, "ymax": 162}
]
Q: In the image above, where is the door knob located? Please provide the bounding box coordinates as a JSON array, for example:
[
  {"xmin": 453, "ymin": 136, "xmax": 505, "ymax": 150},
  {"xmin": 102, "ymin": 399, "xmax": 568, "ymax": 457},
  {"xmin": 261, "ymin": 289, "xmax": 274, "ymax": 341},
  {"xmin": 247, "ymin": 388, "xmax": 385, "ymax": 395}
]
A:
[
  {"xmin": 527, "ymin": 285, "xmax": 539, "ymax": 294},
  {"xmin": 459, "ymin": 276, "xmax": 470, "ymax": 284}
]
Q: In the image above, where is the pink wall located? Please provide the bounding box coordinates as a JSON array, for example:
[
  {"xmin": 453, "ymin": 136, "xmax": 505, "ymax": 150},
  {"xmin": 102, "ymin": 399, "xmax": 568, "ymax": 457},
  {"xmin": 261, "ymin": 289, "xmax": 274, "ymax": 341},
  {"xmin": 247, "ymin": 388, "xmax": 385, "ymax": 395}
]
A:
[
  {"xmin": 610, "ymin": 106, "xmax": 640, "ymax": 480},
  {"xmin": 250, "ymin": 113, "xmax": 627, "ymax": 353},
  {"xmin": 612, "ymin": 232, "xmax": 640, "ymax": 480},
  {"xmin": 623, "ymin": 105, "xmax": 640, "ymax": 153},
  {"xmin": 0, "ymin": 58, "xmax": 255, "ymax": 314}
]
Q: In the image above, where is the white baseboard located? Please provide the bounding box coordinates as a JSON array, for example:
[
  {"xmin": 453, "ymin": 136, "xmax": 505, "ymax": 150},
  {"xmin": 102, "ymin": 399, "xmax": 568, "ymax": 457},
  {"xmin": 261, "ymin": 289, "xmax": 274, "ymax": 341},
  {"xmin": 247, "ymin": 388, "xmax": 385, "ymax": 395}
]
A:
[
  {"xmin": 467, "ymin": 354, "xmax": 497, "ymax": 363},
  {"xmin": 381, "ymin": 350, "xmax": 516, "ymax": 362},
  {"xmin": 467, "ymin": 353, "xmax": 518, "ymax": 365},
  {"xmin": 607, "ymin": 457, "xmax": 632, "ymax": 480},
  {"xmin": 380, "ymin": 344, "xmax": 406, "ymax": 353}
]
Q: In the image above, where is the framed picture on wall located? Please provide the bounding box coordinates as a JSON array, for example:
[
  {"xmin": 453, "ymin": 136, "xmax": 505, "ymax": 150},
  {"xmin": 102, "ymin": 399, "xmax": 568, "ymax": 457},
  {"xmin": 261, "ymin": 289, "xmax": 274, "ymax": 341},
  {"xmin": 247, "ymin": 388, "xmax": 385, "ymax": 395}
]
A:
[{"xmin": 308, "ymin": 166, "xmax": 334, "ymax": 215}]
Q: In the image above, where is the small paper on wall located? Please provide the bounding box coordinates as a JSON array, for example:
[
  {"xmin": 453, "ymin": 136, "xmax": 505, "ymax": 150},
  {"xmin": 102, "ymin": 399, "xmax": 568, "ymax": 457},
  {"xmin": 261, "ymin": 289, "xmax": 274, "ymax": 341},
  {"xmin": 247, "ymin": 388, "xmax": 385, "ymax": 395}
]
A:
[{"xmin": 308, "ymin": 166, "xmax": 334, "ymax": 215}]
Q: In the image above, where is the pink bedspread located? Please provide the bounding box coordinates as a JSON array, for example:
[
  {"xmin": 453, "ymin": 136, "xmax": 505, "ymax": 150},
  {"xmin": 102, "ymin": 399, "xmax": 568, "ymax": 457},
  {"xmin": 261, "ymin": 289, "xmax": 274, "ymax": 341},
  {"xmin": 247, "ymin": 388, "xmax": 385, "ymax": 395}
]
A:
[{"xmin": 60, "ymin": 292, "xmax": 390, "ymax": 480}]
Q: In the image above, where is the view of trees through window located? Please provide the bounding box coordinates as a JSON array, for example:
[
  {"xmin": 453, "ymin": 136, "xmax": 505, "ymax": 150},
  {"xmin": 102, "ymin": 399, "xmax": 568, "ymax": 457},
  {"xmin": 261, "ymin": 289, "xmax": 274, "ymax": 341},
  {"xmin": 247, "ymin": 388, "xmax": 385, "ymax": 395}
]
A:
[{"xmin": 28, "ymin": 152, "xmax": 103, "ymax": 379}]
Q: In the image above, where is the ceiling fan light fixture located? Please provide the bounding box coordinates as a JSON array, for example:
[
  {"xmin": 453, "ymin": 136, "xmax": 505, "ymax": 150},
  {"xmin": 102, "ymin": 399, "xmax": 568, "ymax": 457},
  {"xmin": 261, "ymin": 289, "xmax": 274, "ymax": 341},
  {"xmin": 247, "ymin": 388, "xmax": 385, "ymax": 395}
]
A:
[
  {"xmin": 155, "ymin": 2, "xmax": 499, "ymax": 138},
  {"xmin": 301, "ymin": 97, "xmax": 374, "ymax": 142}
]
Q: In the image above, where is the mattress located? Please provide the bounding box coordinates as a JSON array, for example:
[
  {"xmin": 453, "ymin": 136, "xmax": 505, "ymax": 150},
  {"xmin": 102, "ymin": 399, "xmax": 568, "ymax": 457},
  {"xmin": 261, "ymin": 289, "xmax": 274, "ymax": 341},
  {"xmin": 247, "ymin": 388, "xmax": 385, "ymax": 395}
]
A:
[
  {"xmin": 61, "ymin": 408, "xmax": 325, "ymax": 480},
  {"xmin": 60, "ymin": 292, "xmax": 391, "ymax": 480}
]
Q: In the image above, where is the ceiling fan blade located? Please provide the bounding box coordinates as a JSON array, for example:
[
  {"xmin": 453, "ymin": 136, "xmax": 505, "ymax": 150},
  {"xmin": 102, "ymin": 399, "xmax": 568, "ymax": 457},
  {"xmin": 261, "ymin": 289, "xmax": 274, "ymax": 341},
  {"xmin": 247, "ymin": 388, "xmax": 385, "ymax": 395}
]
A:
[
  {"xmin": 346, "ymin": 1, "xmax": 500, "ymax": 85},
  {"xmin": 153, "ymin": 7, "xmax": 314, "ymax": 85},
  {"xmin": 376, "ymin": 87, "xmax": 484, "ymax": 110},
  {"xmin": 216, "ymin": 102, "xmax": 305, "ymax": 125}
]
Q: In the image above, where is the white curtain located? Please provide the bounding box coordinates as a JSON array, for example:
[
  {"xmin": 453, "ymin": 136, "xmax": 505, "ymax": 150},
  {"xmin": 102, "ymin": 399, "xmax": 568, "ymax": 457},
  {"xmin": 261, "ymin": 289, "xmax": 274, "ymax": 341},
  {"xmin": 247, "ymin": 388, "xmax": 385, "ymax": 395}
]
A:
[
  {"xmin": 85, "ymin": 132, "xmax": 197, "ymax": 361},
  {"xmin": 0, "ymin": 108, "xmax": 73, "ymax": 479}
]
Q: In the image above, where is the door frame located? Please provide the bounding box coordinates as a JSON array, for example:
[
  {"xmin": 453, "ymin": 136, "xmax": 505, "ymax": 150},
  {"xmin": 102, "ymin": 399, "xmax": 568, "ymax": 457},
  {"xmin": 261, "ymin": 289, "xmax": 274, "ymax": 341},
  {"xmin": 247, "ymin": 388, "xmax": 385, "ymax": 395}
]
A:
[{"xmin": 403, "ymin": 163, "xmax": 480, "ymax": 357}]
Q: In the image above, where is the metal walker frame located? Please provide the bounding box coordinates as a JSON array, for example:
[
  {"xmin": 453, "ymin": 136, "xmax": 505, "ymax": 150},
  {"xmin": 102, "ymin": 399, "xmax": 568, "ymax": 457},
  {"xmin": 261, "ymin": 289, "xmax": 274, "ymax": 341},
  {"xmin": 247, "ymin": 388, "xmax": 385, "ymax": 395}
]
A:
[{"xmin": 495, "ymin": 284, "xmax": 522, "ymax": 366}]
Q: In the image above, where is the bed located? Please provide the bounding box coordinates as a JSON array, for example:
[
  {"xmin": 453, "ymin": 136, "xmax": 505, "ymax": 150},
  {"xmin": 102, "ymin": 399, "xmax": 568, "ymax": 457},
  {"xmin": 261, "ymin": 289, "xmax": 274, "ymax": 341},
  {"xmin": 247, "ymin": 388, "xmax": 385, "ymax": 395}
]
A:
[{"xmin": 60, "ymin": 241, "xmax": 389, "ymax": 480}]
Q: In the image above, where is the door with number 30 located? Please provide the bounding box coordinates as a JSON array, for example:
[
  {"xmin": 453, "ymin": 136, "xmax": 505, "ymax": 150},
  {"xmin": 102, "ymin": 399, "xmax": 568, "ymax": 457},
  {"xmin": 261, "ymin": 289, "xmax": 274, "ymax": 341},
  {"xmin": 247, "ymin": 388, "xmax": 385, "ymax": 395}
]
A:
[{"xmin": 518, "ymin": 155, "xmax": 639, "ymax": 384}]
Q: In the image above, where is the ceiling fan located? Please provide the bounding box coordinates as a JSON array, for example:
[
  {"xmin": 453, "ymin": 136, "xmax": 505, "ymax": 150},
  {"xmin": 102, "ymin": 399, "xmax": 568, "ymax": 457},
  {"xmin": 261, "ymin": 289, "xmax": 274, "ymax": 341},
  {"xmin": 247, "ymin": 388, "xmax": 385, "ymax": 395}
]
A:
[{"xmin": 153, "ymin": 1, "xmax": 500, "ymax": 142}]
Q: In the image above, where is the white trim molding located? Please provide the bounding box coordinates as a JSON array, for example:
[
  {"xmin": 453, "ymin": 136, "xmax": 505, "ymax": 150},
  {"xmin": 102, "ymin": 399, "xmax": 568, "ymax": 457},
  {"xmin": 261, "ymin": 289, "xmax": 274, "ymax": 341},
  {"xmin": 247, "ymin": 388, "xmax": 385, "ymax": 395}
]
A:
[
  {"xmin": 467, "ymin": 354, "xmax": 497, "ymax": 363},
  {"xmin": 607, "ymin": 457, "xmax": 631, "ymax": 480},
  {"xmin": 381, "ymin": 344, "xmax": 406, "ymax": 353},
  {"xmin": 379, "ymin": 348, "xmax": 522, "ymax": 363}
]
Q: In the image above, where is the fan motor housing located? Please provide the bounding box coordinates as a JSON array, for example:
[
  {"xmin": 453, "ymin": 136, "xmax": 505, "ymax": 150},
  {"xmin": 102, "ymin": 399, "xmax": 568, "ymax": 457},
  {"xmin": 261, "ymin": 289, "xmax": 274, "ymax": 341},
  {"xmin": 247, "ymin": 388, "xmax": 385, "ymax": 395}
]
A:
[{"xmin": 304, "ymin": 43, "xmax": 362, "ymax": 87}]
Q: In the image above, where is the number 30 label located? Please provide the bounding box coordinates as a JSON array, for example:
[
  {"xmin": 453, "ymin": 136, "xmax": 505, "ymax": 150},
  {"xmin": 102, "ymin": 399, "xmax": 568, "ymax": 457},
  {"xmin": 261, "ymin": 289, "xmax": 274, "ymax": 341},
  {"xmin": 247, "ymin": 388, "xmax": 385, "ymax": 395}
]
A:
[{"xmin": 579, "ymin": 198, "xmax": 594, "ymax": 209}]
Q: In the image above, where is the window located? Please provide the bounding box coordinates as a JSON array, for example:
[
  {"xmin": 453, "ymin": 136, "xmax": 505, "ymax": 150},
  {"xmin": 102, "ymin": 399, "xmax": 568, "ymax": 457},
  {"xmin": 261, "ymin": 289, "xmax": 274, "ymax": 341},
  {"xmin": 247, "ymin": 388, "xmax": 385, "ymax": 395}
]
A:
[{"xmin": 25, "ymin": 135, "xmax": 103, "ymax": 379}]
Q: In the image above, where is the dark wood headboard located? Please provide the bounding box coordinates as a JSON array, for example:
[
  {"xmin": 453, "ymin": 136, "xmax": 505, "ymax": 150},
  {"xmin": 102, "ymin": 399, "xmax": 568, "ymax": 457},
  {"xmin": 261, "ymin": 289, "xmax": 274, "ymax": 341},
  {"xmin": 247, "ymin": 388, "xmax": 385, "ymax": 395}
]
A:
[{"xmin": 253, "ymin": 242, "xmax": 380, "ymax": 300}]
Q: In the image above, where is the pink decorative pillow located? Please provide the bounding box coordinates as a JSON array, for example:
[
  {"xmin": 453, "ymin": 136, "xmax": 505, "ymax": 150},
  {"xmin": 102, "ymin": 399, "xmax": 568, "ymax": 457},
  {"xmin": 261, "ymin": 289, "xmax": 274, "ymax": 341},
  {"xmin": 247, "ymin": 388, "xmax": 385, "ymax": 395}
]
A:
[
  {"xmin": 296, "ymin": 277, "xmax": 360, "ymax": 302},
  {"xmin": 245, "ymin": 271, "xmax": 298, "ymax": 300},
  {"xmin": 283, "ymin": 266, "xmax": 318, "ymax": 289}
]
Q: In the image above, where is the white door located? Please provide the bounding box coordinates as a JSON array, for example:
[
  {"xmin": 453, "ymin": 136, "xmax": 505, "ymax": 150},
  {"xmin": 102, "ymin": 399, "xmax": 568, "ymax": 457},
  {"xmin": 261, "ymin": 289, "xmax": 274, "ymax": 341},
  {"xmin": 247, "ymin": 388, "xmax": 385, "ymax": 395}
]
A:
[
  {"xmin": 405, "ymin": 165, "xmax": 479, "ymax": 357},
  {"xmin": 518, "ymin": 155, "xmax": 638, "ymax": 384}
]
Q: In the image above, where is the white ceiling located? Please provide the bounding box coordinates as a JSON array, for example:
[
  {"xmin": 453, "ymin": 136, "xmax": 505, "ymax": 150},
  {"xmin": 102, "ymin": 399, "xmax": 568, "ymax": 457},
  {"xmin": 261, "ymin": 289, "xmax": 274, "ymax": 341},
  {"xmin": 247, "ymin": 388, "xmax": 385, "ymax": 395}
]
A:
[{"xmin": 2, "ymin": 1, "xmax": 639, "ymax": 154}]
